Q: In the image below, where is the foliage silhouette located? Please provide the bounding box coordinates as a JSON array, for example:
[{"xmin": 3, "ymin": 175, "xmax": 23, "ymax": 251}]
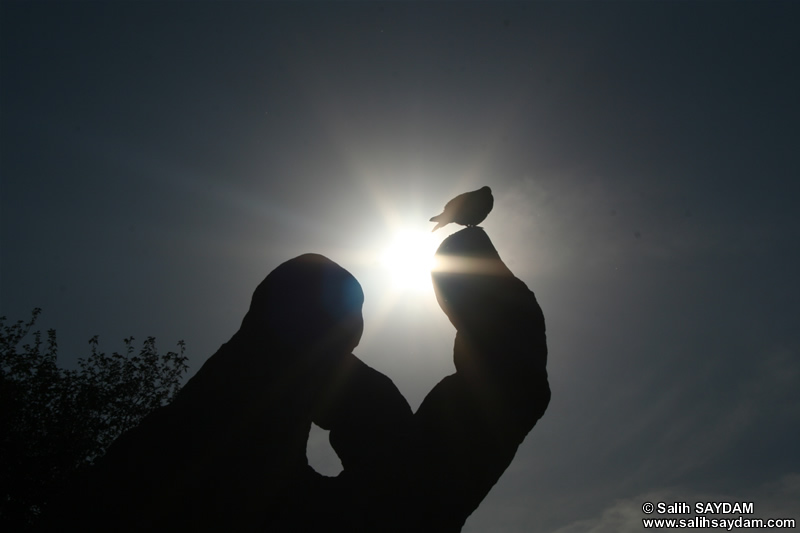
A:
[{"xmin": 0, "ymin": 309, "xmax": 188, "ymax": 531}]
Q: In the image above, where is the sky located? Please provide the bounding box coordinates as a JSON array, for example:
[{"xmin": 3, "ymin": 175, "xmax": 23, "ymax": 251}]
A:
[{"xmin": 2, "ymin": 1, "xmax": 799, "ymax": 531}]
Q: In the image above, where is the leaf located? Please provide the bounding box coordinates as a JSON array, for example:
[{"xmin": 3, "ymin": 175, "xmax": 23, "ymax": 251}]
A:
[{"xmin": 0, "ymin": 309, "xmax": 189, "ymax": 531}]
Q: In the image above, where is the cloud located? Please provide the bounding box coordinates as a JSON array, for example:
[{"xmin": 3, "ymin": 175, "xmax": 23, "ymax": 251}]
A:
[
  {"xmin": 550, "ymin": 474, "xmax": 800, "ymax": 533},
  {"xmin": 306, "ymin": 423, "xmax": 343, "ymax": 477}
]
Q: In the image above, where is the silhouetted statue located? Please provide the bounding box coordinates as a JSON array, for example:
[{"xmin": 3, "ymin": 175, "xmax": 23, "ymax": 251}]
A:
[
  {"xmin": 41, "ymin": 229, "xmax": 549, "ymax": 533},
  {"xmin": 410, "ymin": 226, "xmax": 551, "ymax": 531},
  {"xmin": 41, "ymin": 254, "xmax": 414, "ymax": 532}
]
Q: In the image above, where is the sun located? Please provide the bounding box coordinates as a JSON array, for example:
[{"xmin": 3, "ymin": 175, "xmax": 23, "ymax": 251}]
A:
[{"xmin": 379, "ymin": 229, "xmax": 439, "ymax": 292}]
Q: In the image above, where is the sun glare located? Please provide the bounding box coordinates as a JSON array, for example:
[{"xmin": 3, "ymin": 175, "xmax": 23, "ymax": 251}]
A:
[{"xmin": 380, "ymin": 229, "xmax": 439, "ymax": 292}]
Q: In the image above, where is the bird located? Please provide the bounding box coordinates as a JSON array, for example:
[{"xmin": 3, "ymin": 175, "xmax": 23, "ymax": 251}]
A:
[{"xmin": 429, "ymin": 186, "xmax": 494, "ymax": 232}]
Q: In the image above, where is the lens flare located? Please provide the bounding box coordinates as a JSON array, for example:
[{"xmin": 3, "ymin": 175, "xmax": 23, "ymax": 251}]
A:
[{"xmin": 379, "ymin": 229, "xmax": 439, "ymax": 292}]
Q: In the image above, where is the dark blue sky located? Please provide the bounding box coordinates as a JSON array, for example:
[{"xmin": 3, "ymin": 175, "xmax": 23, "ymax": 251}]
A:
[{"xmin": 2, "ymin": 2, "xmax": 799, "ymax": 531}]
